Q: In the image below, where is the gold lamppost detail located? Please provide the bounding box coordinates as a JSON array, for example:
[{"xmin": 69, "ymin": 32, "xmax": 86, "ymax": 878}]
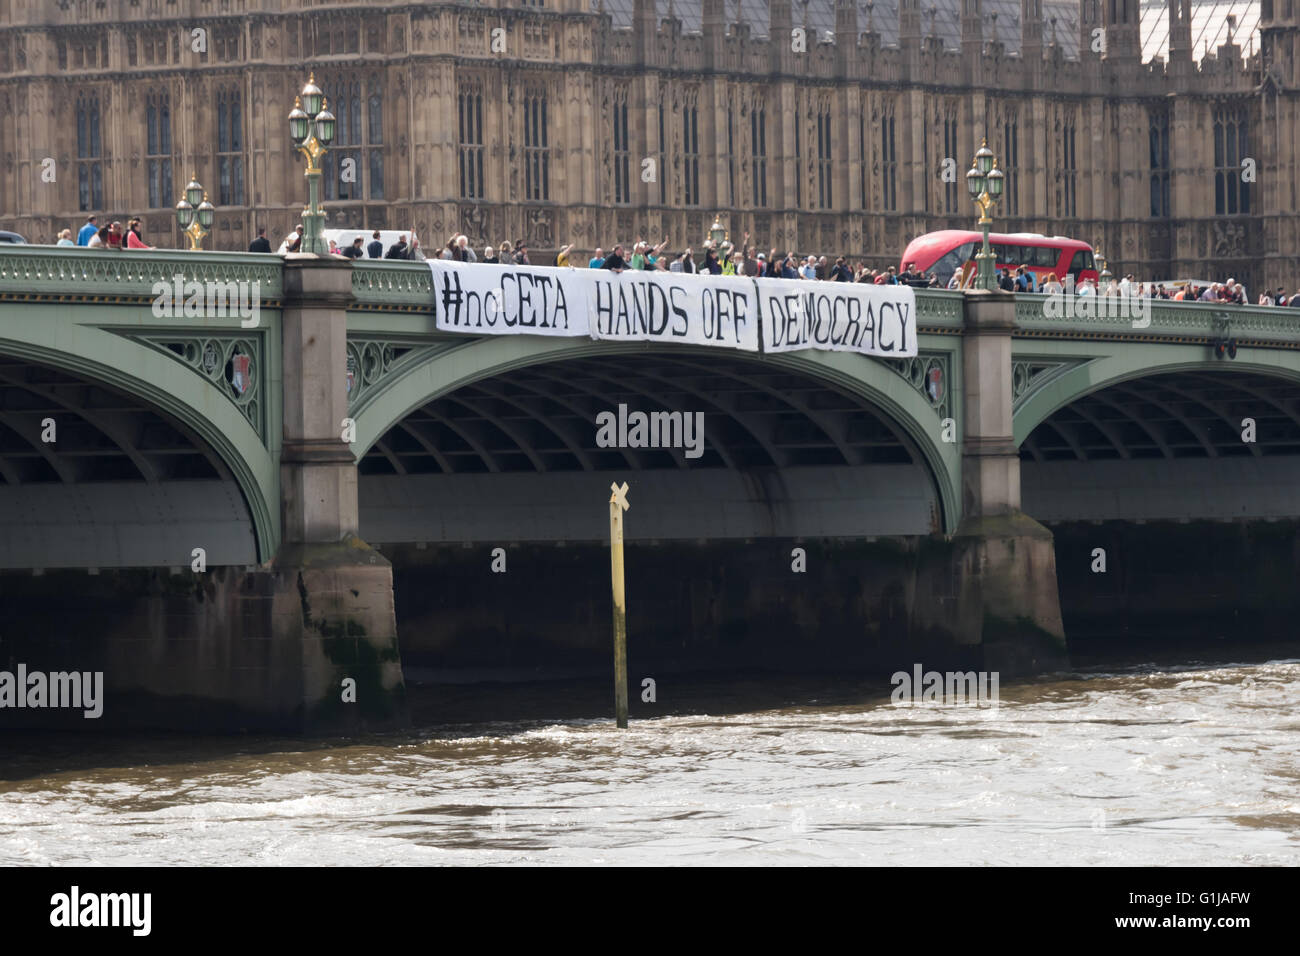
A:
[
  {"xmin": 965, "ymin": 139, "xmax": 1004, "ymax": 291},
  {"xmin": 1095, "ymin": 241, "xmax": 1112, "ymax": 285},
  {"xmin": 707, "ymin": 215, "xmax": 731, "ymax": 256},
  {"xmin": 289, "ymin": 73, "xmax": 336, "ymax": 255},
  {"xmin": 175, "ymin": 175, "xmax": 215, "ymax": 251}
]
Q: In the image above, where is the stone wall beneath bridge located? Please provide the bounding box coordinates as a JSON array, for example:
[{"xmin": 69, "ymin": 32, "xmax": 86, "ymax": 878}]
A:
[
  {"xmin": 1052, "ymin": 519, "xmax": 1300, "ymax": 645},
  {"xmin": 0, "ymin": 556, "xmax": 405, "ymax": 733},
  {"xmin": 1023, "ymin": 458, "xmax": 1300, "ymax": 523},
  {"xmin": 359, "ymin": 464, "xmax": 940, "ymax": 542},
  {"xmin": 383, "ymin": 536, "xmax": 1066, "ymax": 680},
  {"xmin": 0, "ymin": 481, "xmax": 256, "ymax": 569}
]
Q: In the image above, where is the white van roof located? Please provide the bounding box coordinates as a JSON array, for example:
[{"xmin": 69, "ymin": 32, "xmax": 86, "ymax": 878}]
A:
[{"xmin": 275, "ymin": 228, "xmax": 419, "ymax": 256}]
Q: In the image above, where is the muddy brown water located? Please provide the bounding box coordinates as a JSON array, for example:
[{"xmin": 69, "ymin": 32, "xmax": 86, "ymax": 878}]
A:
[{"xmin": 2, "ymin": 649, "xmax": 1298, "ymax": 865}]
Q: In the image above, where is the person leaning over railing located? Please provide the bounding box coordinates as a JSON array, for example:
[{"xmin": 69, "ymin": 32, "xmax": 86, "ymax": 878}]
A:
[
  {"xmin": 384, "ymin": 235, "xmax": 410, "ymax": 259},
  {"xmin": 601, "ymin": 245, "xmax": 627, "ymax": 272},
  {"xmin": 125, "ymin": 217, "xmax": 151, "ymax": 249}
]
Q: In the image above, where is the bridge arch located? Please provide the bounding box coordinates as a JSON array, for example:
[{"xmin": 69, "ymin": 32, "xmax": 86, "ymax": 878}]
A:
[
  {"xmin": 1014, "ymin": 346, "xmax": 1300, "ymax": 522},
  {"xmin": 0, "ymin": 321, "xmax": 279, "ymax": 565},
  {"xmin": 350, "ymin": 335, "xmax": 961, "ymax": 535},
  {"xmin": 1014, "ymin": 347, "xmax": 1300, "ymax": 446}
]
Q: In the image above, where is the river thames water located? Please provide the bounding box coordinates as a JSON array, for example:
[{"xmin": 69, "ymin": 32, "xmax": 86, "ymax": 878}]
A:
[{"xmin": 2, "ymin": 654, "xmax": 1298, "ymax": 866}]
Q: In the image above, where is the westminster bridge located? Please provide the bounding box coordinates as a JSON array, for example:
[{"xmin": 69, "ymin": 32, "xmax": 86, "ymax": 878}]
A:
[{"xmin": 2, "ymin": 245, "xmax": 1298, "ymax": 731}]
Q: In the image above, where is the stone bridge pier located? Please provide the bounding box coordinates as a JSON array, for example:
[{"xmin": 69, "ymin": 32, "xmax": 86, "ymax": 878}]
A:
[
  {"xmin": 918, "ymin": 291, "xmax": 1067, "ymax": 673},
  {"xmin": 260, "ymin": 256, "xmax": 406, "ymax": 732},
  {"xmin": 0, "ymin": 253, "xmax": 408, "ymax": 734}
]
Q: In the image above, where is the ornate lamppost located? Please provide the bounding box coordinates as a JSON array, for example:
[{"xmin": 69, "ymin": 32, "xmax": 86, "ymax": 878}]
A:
[
  {"xmin": 965, "ymin": 140, "xmax": 1005, "ymax": 291},
  {"xmin": 707, "ymin": 215, "xmax": 731, "ymax": 257},
  {"xmin": 288, "ymin": 73, "xmax": 336, "ymax": 255},
  {"xmin": 1095, "ymin": 243, "xmax": 1112, "ymax": 287},
  {"xmin": 175, "ymin": 175, "xmax": 215, "ymax": 251}
]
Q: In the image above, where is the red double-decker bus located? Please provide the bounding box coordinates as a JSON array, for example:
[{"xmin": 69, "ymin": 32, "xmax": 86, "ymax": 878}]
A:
[{"xmin": 901, "ymin": 231, "xmax": 1099, "ymax": 287}]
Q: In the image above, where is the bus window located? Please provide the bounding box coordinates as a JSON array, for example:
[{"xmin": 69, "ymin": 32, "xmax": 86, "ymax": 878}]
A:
[
  {"xmin": 931, "ymin": 242, "xmax": 976, "ymax": 284},
  {"xmin": 1033, "ymin": 246, "xmax": 1058, "ymax": 268},
  {"xmin": 1068, "ymin": 250, "xmax": 1095, "ymax": 277},
  {"xmin": 998, "ymin": 244, "xmax": 1030, "ymax": 267}
]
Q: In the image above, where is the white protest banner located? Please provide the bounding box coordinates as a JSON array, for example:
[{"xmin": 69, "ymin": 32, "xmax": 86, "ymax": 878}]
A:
[
  {"xmin": 429, "ymin": 260, "xmax": 589, "ymax": 336},
  {"xmin": 756, "ymin": 278, "xmax": 917, "ymax": 358},
  {"xmin": 581, "ymin": 268, "xmax": 760, "ymax": 352}
]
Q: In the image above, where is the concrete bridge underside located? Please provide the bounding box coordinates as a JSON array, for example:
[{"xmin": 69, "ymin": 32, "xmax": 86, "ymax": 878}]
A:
[
  {"xmin": 1022, "ymin": 370, "xmax": 1300, "ymax": 522},
  {"xmin": 0, "ymin": 355, "xmax": 256, "ymax": 569},
  {"xmin": 357, "ymin": 352, "xmax": 943, "ymax": 543},
  {"xmin": 5, "ymin": 356, "xmax": 1299, "ymax": 568}
]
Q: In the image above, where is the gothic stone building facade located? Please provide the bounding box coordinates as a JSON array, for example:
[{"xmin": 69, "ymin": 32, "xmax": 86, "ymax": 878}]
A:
[{"xmin": 0, "ymin": 0, "xmax": 1291, "ymax": 291}]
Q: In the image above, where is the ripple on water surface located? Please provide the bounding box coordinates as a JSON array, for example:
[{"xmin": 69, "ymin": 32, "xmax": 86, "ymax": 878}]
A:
[{"xmin": 1, "ymin": 661, "xmax": 1298, "ymax": 865}]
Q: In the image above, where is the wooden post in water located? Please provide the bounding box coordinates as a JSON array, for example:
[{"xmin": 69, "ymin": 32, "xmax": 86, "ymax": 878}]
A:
[{"xmin": 609, "ymin": 481, "xmax": 630, "ymax": 729}]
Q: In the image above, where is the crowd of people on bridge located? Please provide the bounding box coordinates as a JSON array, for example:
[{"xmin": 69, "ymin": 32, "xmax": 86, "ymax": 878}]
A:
[
  {"xmin": 325, "ymin": 227, "xmax": 1298, "ymax": 307},
  {"xmin": 40, "ymin": 217, "xmax": 1298, "ymax": 307},
  {"xmin": 980, "ymin": 263, "xmax": 1298, "ymax": 306},
  {"xmin": 264, "ymin": 224, "xmax": 957, "ymax": 287},
  {"xmin": 582, "ymin": 233, "xmax": 943, "ymax": 288},
  {"xmin": 51, "ymin": 214, "xmax": 154, "ymax": 250}
]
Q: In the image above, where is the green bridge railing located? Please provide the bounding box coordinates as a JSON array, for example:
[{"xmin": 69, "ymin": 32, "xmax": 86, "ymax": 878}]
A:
[
  {"xmin": 0, "ymin": 246, "xmax": 1293, "ymax": 346},
  {"xmin": 0, "ymin": 246, "xmax": 283, "ymax": 304}
]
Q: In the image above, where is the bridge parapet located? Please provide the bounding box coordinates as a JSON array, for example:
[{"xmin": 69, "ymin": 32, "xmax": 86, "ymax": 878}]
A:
[
  {"xmin": 351, "ymin": 260, "xmax": 433, "ymax": 311},
  {"xmin": 1014, "ymin": 292, "xmax": 1300, "ymax": 347},
  {"xmin": 0, "ymin": 245, "xmax": 283, "ymax": 307},
  {"xmin": 912, "ymin": 288, "xmax": 966, "ymax": 331}
]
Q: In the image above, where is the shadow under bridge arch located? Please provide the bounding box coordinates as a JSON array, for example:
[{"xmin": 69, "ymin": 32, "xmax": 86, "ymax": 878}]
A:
[
  {"xmin": 0, "ymin": 347, "xmax": 273, "ymax": 569},
  {"xmin": 352, "ymin": 339, "xmax": 957, "ymax": 543},
  {"xmin": 1016, "ymin": 356, "xmax": 1300, "ymax": 522}
]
